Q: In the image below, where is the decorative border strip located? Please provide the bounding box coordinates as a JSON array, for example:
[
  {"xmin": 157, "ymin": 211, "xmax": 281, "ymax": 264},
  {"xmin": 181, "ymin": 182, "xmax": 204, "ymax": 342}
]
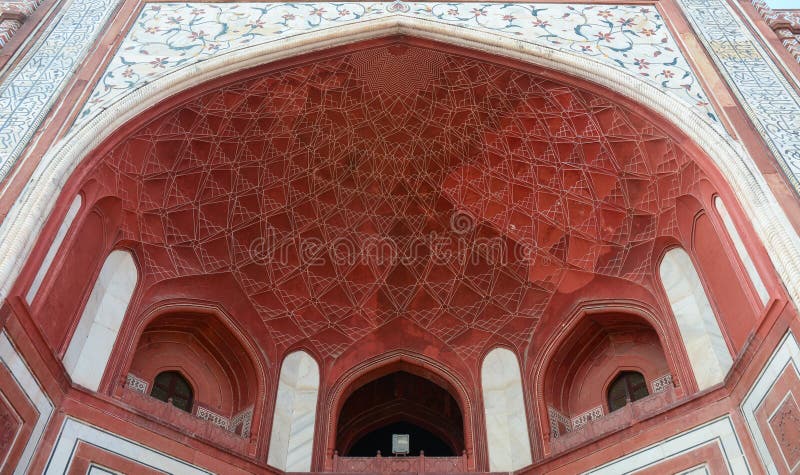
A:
[
  {"xmin": 676, "ymin": 0, "xmax": 800, "ymax": 192},
  {"xmin": 0, "ymin": 331, "xmax": 54, "ymax": 475},
  {"xmin": 572, "ymin": 406, "xmax": 603, "ymax": 431},
  {"xmin": 125, "ymin": 373, "xmax": 148, "ymax": 393},
  {"xmin": 44, "ymin": 417, "xmax": 213, "ymax": 474},
  {"xmin": 548, "ymin": 406, "xmax": 571, "ymax": 437},
  {"xmin": 741, "ymin": 331, "xmax": 800, "ymax": 475},
  {"xmin": 196, "ymin": 406, "xmax": 229, "ymax": 429},
  {"xmin": 651, "ymin": 373, "xmax": 673, "ymax": 393},
  {"xmin": 73, "ymin": 2, "xmax": 719, "ymax": 133},
  {"xmin": 0, "ymin": 0, "xmax": 119, "ymax": 181},
  {"xmin": 230, "ymin": 405, "xmax": 253, "ymax": 437},
  {"xmin": 583, "ymin": 415, "xmax": 750, "ymax": 474}
]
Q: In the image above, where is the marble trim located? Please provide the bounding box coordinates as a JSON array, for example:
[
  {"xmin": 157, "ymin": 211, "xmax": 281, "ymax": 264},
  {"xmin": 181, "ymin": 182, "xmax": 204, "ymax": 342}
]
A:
[
  {"xmin": 267, "ymin": 350, "xmax": 319, "ymax": 472},
  {"xmin": 481, "ymin": 347, "xmax": 533, "ymax": 471},
  {"xmin": 740, "ymin": 331, "xmax": 800, "ymax": 475},
  {"xmin": 125, "ymin": 372, "xmax": 148, "ymax": 393},
  {"xmin": 714, "ymin": 197, "xmax": 770, "ymax": 306},
  {"xmin": 0, "ymin": 331, "xmax": 54, "ymax": 475},
  {"xmin": 676, "ymin": 0, "xmax": 800, "ymax": 192},
  {"xmin": 2, "ymin": 17, "xmax": 800, "ymax": 396},
  {"xmin": 0, "ymin": 0, "xmax": 120, "ymax": 181},
  {"xmin": 24, "ymin": 194, "xmax": 82, "ymax": 304},
  {"xmin": 73, "ymin": 2, "xmax": 719, "ymax": 131},
  {"xmin": 44, "ymin": 417, "xmax": 212, "ymax": 474},
  {"xmin": 582, "ymin": 415, "xmax": 750, "ymax": 474}
]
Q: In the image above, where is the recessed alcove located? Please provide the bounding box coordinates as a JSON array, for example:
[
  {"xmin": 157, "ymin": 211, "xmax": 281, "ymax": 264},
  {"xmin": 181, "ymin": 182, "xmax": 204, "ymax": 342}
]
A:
[
  {"xmin": 336, "ymin": 370, "xmax": 465, "ymax": 457},
  {"xmin": 125, "ymin": 311, "xmax": 259, "ymax": 440},
  {"xmin": 543, "ymin": 312, "xmax": 676, "ymax": 450}
]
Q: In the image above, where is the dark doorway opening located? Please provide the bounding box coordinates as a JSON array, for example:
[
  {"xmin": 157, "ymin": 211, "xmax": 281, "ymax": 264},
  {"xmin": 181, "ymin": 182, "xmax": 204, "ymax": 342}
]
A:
[
  {"xmin": 348, "ymin": 421, "xmax": 454, "ymax": 456},
  {"xmin": 336, "ymin": 370, "xmax": 465, "ymax": 457}
]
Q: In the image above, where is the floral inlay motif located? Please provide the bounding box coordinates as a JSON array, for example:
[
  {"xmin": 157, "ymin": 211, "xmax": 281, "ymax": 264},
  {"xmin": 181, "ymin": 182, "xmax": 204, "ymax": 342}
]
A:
[
  {"xmin": 769, "ymin": 395, "xmax": 800, "ymax": 470},
  {"xmin": 74, "ymin": 2, "xmax": 718, "ymax": 129}
]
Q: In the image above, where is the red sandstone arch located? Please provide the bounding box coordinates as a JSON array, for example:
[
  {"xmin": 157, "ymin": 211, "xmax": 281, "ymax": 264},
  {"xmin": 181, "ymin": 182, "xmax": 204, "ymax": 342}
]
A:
[
  {"xmin": 15, "ymin": 35, "xmax": 776, "ymax": 470},
  {"xmin": 113, "ymin": 302, "xmax": 270, "ymax": 452},
  {"xmin": 336, "ymin": 371, "xmax": 465, "ymax": 456},
  {"xmin": 531, "ymin": 300, "xmax": 690, "ymax": 456},
  {"xmin": 324, "ymin": 351, "xmax": 478, "ymax": 471}
]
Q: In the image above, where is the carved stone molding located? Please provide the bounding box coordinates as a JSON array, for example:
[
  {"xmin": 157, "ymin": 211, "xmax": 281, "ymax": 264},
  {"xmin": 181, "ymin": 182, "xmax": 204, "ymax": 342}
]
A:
[{"xmin": 751, "ymin": 0, "xmax": 800, "ymax": 64}]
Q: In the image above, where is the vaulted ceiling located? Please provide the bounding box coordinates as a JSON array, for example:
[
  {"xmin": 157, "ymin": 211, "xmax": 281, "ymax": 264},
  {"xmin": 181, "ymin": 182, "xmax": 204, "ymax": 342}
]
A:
[{"xmin": 86, "ymin": 40, "xmax": 709, "ymax": 363}]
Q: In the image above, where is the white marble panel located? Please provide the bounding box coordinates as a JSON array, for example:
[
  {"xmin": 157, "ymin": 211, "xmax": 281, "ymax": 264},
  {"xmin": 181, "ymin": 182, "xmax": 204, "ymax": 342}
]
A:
[
  {"xmin": 678, "ymin": 465, "xmax": 710, "ymax": 475},
  {"xmin": 63, "ymin": 250, "xmax": 138, "ymax": 391},
  {"xmin": 481, "ymin": 347, "xmax": 532, "ymax": 472},
  {"xmin": 714, "ymin": 197, "xmax": 769, "ymax": 306},
  {"xmin": 45, "ymin": 418, "xmax": 211, "ymax": 474},
  {"xmin": 660, "ymin": 248, "xmax": 733, "ymax": 390},
  {"xmin": 584, "ymin": 416, "xmax": 749, "ymax": 474},
  {"xmin": 25, "ymin": 195, "xmax": 82, "ymax": 304},
  {"xmin": 87, "ymin": 465, "xmax": 116, "ymax": 475},
  {"xmin": 268, "ymin": 350, "xmax": 319, "ymax": 472}
]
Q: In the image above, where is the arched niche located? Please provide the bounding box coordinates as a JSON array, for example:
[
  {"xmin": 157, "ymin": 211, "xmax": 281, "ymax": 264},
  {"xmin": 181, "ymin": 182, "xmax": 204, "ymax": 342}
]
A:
[
  {"xmin": 34, "ymin": 196, "xmax": 125, "ymax": 351},
  {"xmin": 125, "ymin": 310, "xmax": 261, "ymax": 438},
  {"xmin": 542, "ymin": 313, "xmax": 673, "ymax": 440},
  {"xmin": 325, "ymin": 351, "xmax": 478, "ymax": 471},
  {"xmin": 659, "ymin": 247, "xmax": 733, "ymax": 390},
  {"xmin": 25, "ymin": 193, "xmax": 82, "ymax": 304},
  {"xmin": 335, "ymin": 369, "xmax": 465, "ymax": 457},
  {"xmin": 674, "ymin": 194, "xmax": 760, "ymax": 351},
  {"xmin": 531, "ymin": 301, "xmax": 689, "ymax": 456},
  {"xmin": 3, "ymin": 31, "xmax": 792, "ymax": 472},
  {"xmin": 63, "ymin": 249, "xmax": 138, "ymax": 391},
  {"xmin": 481, "ymin": 347, "xmax": 532, "ymax": 472},
  {"xmin": 268, "ymin": 350, "xmax": 320, "ymax": 472},
  {"xmin": 6, "ymin": 18, "xmax": 796, "ymax": 336}
]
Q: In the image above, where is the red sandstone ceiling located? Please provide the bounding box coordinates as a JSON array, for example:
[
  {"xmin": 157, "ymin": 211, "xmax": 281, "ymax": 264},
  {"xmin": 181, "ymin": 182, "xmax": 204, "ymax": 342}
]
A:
[{"xmin": 87, "ymin": 41, "xmax": 707, "ymax": 362}]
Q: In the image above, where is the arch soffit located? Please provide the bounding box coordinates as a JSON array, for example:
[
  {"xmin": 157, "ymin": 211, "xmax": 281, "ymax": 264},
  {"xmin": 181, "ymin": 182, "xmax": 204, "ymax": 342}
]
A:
[
  {"xmin": 2, "ymin": 16, "xmax": 798, "ymax": 349},
  {"xmin": 329, "ymin": 351, "xmax": 473, "ymax": 420}
]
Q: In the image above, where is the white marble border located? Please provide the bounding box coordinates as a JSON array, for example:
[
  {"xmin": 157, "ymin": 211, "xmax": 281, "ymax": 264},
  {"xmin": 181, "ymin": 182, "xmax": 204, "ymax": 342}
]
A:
[
  {"xmin": 0, "ymin": 0, "xmax": 120, "ymax": 181},
  {"xmin": 44, "ymin": 417, "xmax": 212, "ymax": 474},
  {"xmin": 583, "ymin": 416, "xmax": 750, "ymax": 474},
  {"xmin": 1, "ymin": 16, "xmax": 800, "ymax": 390},
  {"xmin": 0, "ymin": 331, "xmax": 54, "ymax": 475},
  {"xmin": 676, "ymin": 0, "xmax": 800, "ymax": 191},
  {"xmin": 741, "ymin": 331, "xmax": 800, "ymax": 475}
]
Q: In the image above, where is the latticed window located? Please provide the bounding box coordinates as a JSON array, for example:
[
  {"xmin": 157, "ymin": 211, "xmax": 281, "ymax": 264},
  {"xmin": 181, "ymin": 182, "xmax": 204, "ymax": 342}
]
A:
[
  {"xmin": 607, "ymin": 371, "xmax": 649, "ymax": 412},
  {"xmin": 150, "ymin": 371, "xmax": 194, "ymax": 412}
]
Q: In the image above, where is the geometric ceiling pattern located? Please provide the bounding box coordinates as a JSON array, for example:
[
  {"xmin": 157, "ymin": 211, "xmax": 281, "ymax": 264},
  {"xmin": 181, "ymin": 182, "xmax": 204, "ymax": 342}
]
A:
[{"xmin": 88, "ymin": 43, "xmax": 708, "ymax": 363}]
